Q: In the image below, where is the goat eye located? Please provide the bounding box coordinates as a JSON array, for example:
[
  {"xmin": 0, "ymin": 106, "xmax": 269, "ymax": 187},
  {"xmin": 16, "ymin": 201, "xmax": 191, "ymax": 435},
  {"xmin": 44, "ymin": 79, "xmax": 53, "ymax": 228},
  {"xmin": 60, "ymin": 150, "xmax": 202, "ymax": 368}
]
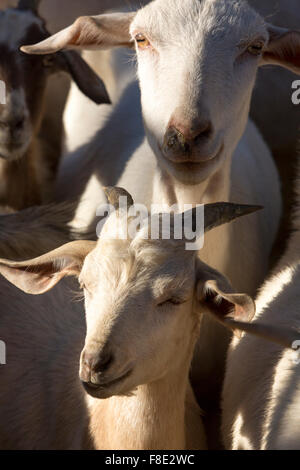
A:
[
  {"xmin": 247, "ymin": 43, "xmax": 264, "ymax": 56},
  {"xmin": 135, "ymin": 33, "xmax": 151, "ymax": 50},
  {"xmin": 158, "ymin": 298, "xmax": 184, "ymax": 307}
]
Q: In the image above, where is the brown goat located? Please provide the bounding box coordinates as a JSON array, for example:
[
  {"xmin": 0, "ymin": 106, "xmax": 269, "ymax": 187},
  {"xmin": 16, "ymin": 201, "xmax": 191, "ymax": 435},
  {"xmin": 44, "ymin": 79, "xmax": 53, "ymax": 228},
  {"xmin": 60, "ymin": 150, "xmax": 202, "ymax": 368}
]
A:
[{"xmin": 0, "ymin": 0, "xmax": 110, "ymax": 210}]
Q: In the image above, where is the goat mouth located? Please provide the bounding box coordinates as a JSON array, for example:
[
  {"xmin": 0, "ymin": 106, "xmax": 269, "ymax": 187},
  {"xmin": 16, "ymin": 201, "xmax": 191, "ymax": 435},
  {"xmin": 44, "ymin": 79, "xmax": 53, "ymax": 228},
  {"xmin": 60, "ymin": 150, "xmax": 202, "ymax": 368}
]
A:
[
  {"xmin": 82, "ymin": 369, "xmax": 133, "ymax": 397},
  {"xmin": 162, "ymin": 143, "xmax": 224, "ymax": 167}
]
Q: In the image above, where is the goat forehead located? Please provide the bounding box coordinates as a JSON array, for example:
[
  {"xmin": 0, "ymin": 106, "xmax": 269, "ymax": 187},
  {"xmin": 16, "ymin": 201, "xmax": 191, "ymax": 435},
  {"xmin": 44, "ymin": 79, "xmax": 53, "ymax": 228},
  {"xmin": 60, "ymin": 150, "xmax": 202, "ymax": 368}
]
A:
[
  {"xmin": 132, "ymin": 0, "xmax": 265, "ymax": 45},
  {"xmin": 83, "ymin": 238, "xmax": 190, "ymax": 291},
  {"xmin": 0, "ymin": 9, "xmax": 45, "ymax": 49},
  {"xmin": 85, "ymin": 256, "xmax": 193, "ymax": 319}
]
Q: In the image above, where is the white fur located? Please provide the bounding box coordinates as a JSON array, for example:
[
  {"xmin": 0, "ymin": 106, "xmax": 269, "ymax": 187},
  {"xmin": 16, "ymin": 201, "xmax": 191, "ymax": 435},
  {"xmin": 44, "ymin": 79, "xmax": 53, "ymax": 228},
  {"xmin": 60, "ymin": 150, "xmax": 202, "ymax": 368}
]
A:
[
  {"xmin": 63, "ymin": 48, "xmax": 135, "ymax": 153},
  {"xmin": 55, "ymin": 0, "xmax": 281, "ymax": 415},
  {"xmin": 0, "ymin": 209, "xmax": 219, "ymax": 449},
  {"xmin": 222, "ymin": 163, "xmax": 300, "ymax": 450},
  {"xmin": 0, "ymin": 88, "xmax": 31, "ymax": 162},
  {"xmin": 61, "ymin": 0, "xmax": 300, "ymax": 170}
]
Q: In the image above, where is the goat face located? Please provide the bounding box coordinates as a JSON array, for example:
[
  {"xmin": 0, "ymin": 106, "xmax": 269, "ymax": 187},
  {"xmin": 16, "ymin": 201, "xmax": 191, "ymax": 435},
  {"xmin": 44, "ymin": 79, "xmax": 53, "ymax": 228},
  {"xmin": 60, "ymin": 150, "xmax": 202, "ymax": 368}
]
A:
[
  {"xmin": 0, "ymin": 8, "xmax": 54, "ymax": 161},
  {"xmin": 20, "ymin": 0, "xmax": 300, "ymax": 185},
  {"xmin": 77, "ymin": 203, "xmax": 256, "ymax": 400},
  {"xmin": 0, "ymin": 5, "xmax": 110, "ymax": 162},
  {"xmin": 0, "ymin": 188, "xmax": 258, "ymax": 400},
  {"xmin": 131, "ymin": 0, "xmax": 267, "ymax": 185},
  {"xmin": 79, "ymin": 230, "xmax": 197, "ymax": 399}
]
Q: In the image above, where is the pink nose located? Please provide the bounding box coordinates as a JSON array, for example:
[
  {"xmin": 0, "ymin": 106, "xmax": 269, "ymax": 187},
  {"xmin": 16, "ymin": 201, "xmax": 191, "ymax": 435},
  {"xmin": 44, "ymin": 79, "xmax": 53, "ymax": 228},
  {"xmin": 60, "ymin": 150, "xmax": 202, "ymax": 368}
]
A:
[
  {"xmin": 80, "ymin": 348, "xmax": 114, "ymax": 382},
  {"xmin": 163, "ymin": 112, "xmax": 214, "ymax": 160},
  {"xmin": 168, "ymin": 116, "xmax": 213, "ymax": 143}
]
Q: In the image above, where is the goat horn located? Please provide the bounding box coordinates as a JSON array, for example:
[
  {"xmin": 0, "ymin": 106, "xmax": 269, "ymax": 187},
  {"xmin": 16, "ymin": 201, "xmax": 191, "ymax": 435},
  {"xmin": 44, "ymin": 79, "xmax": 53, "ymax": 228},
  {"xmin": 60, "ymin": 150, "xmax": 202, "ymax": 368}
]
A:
[
  {"xmin": 203, "ymin": 203, "xmax": 263, "ymax": 232},
  {"xmin": 182, "ymin": 203, "xmax": 263, "ymax": 234},
  {"xmin": 18, "ymin": 0, "xmax": 41, "ymax": 12},
  {"xmin": 103, "ymin": 187, "xmax": 134, "ymax": 211}
]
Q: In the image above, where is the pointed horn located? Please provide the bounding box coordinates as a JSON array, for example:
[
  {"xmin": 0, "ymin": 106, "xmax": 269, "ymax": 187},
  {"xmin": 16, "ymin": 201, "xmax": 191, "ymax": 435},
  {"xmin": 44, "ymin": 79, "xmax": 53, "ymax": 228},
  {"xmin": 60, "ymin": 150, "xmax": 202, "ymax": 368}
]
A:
[
  {"xmin": 103, "ymin": 187, "xmax": 134, "ymax": 211},
  {"xmin": 18, "ymin": 0, "xmax": 41, "ymax": 12},
  {"xmin": 203, "ymin": 203, "xmax": 263, "ymax": 233}
]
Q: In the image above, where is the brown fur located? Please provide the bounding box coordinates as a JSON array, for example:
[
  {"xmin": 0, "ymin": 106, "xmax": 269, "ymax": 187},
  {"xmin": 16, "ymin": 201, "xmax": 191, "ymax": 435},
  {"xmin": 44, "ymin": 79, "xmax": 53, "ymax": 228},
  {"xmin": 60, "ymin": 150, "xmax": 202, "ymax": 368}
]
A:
[
  {"xmin": 0, "ymin": 6, "xmax": 110, "ymax": 210},
  {"xmin": 0, "ymin": 14, "xmax": 56, "ymax": 208},
  {"xmin": 0, "ymin": 141, "xmax": 42, "ymax": 209}
]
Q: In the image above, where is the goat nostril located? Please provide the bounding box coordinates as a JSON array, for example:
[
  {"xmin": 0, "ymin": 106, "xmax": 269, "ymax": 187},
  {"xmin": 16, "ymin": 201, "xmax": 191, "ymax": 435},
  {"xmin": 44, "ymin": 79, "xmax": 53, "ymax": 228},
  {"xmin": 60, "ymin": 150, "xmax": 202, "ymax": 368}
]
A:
[
  {"xmin": 164, "ymin": 127, "xmax": 190, "ymax": 154},
  {"xmin": 167, "ymin": 135, "xmax": 176, "ymax": 148},
  {"xmin": 14, "ymin": 118, "xmax": 25, "ymax": 130},
  {"xmin": 163, "ymin": 127, "xmax": 178, "ymax": 146},
  {"xmin": 94, "ymin": 352, "xmax": 114, "ymax": 373},
  {"xmin": 194, "ymin": 121, "xmax": 213, "ymax": 141},
  {"xmin": 82, "ymin": 350, "xmax": 114, "ymax": 373}
]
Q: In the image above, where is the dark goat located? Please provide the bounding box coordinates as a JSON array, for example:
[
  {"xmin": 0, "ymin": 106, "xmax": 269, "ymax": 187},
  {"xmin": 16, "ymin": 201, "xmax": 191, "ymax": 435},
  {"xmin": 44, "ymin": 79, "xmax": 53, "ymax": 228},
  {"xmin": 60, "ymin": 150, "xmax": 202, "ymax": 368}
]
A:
[{"xmin": 0, "ymin": 0, "xmax": 110, "ymax": 210}]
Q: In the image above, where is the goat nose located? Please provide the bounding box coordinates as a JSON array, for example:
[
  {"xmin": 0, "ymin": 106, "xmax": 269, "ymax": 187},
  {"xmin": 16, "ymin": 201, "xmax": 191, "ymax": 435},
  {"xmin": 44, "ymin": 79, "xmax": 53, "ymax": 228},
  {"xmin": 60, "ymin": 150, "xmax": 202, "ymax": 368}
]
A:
[{"xmin": 163, "ymin": 117, "xmax": 213, "ymax": 158}]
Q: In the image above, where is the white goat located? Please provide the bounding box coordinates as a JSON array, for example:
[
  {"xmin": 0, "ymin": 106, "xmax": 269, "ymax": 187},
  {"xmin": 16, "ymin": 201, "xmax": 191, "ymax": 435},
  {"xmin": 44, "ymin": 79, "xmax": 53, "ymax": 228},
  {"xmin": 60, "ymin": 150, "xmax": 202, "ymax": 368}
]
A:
[
  {"xmin": 249, "ymin": 0, "xmax": 300, "ymax": 256},
  {"xmin": 0, "ymin": 0, "xmax": 110, "ymax": 209},
  {"xmin": 60, "ymin": 0, "xmax": 300, "ymax": 166},
  {"xmin": 0, "ymin": 187, "xmax": 282, "ymax": 450},
  {"xmin": 21, "ymin": 1, "xmax": 293, "ymax": 427},
  {"xmin": 222, "ymin": 159, "xmax": 300, "ymax": 450},
  {"xmin": 22, "ymin": 0, "xmax": 293, "ymax": 415}
]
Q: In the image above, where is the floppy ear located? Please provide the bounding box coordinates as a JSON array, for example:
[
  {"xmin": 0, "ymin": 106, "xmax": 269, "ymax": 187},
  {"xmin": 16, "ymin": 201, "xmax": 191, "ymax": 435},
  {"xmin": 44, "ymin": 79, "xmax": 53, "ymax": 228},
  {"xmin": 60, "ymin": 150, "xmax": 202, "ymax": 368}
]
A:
[
  {"xmin": 21, "ymin": 12, "xmax": 136, "ymax": 55},
  {"xmin": 260, "ymin": 24, "xmax": 300, "ymax": 75},
  {"xmin": 54, "ymin": 51, "xmax": 110, "ymax": 104},
  {"xmin": 195, "ymin": 260, "xmax": 300, "ymax": 350},
  {"xmin": 195, "ymin": 260, "xmax": 255, "ymax": 335},
  {"xmin": 0, "ymin": 241, "xmax": 96, "ymax": 295}
]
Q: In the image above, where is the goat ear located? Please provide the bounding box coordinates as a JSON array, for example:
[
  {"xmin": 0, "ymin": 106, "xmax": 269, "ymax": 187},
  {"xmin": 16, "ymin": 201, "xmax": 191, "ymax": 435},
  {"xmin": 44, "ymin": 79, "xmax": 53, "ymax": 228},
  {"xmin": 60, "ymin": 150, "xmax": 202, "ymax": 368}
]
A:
[
  {"xmin": 55, "ymin": 51, "xmax": 110, "ymax": 105},
  {"xmin": 0, "ymin": 241, "xmax": 96, "ymax": 295},
  {"xmin": 195, "ymin": 262, "xmax": 300, "ymax": 348},
  {"xmin": 195, "ymin": 260, "xmax": 255, "ymax": 334},
  {"xmin": 260, "ymin": 24, "xmax": 300, "ymax": 75},
  {"xmin": 21, "ymin": 12, "xmax": 135, "ymax": 55}
]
